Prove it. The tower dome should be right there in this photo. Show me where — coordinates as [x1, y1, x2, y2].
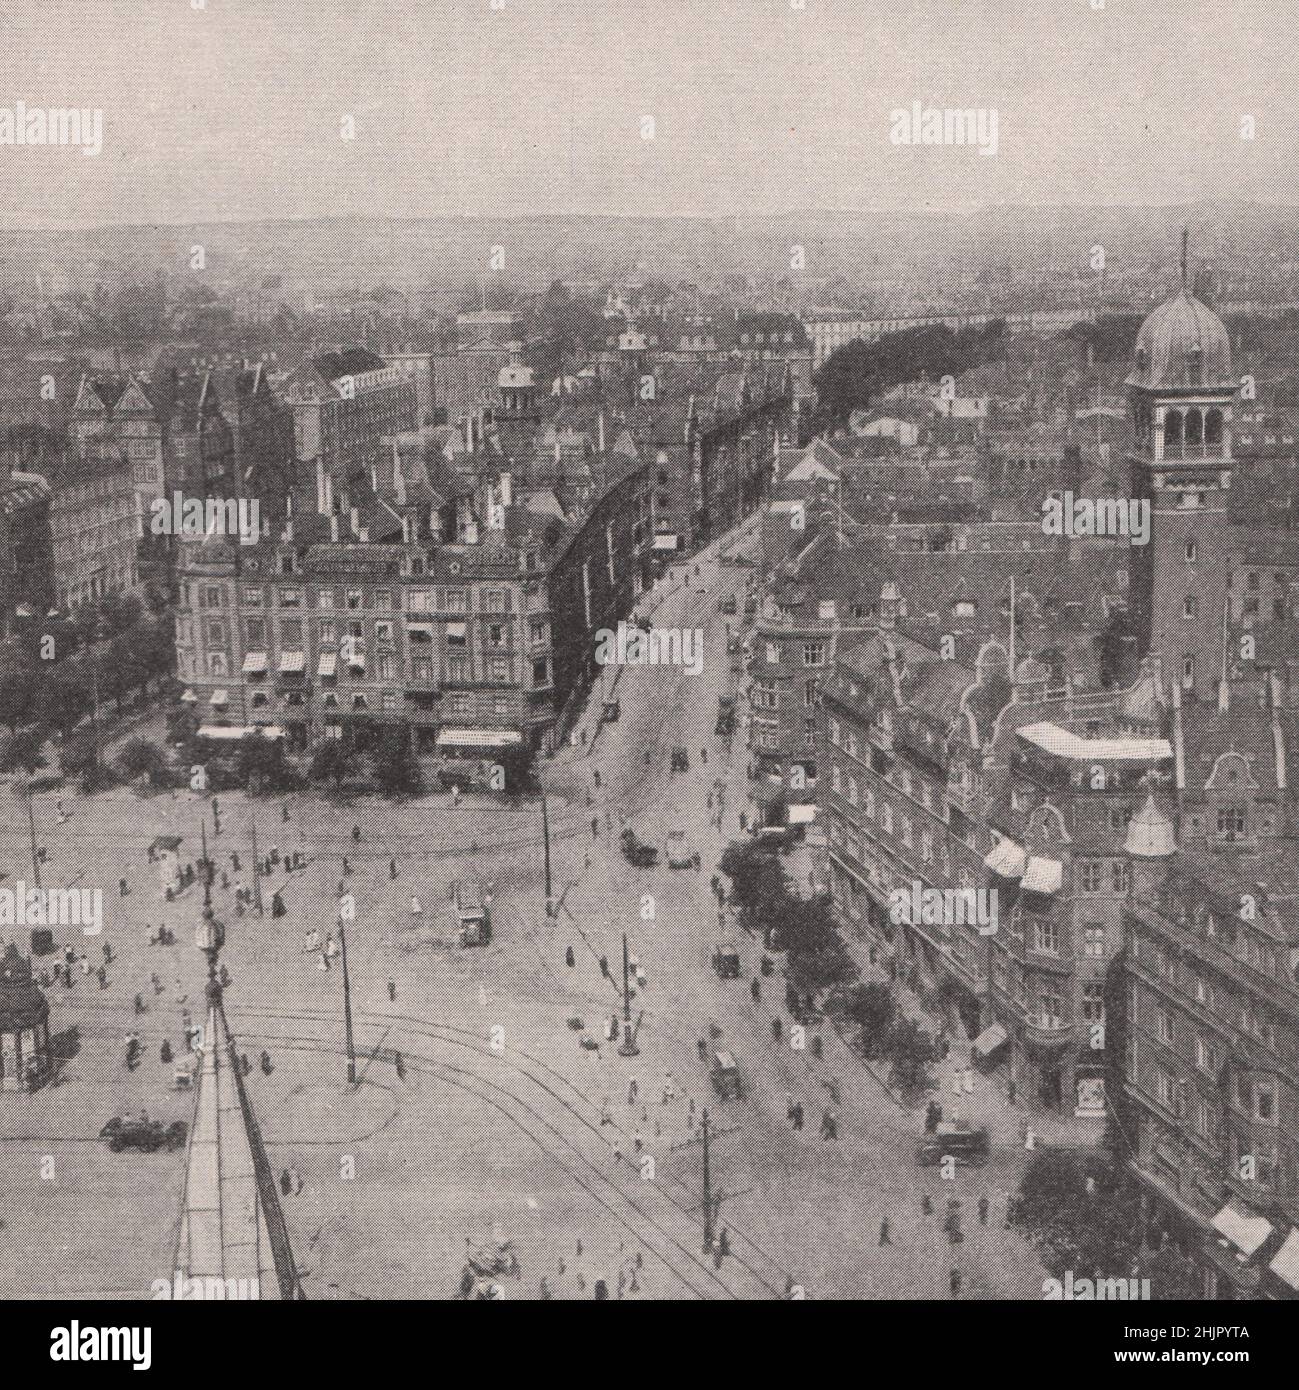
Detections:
[1125, 794, 1177, 859]
[1126, 288, 1233, 392]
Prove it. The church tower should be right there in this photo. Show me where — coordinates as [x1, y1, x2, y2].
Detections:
[1126, 234, 1237, 701]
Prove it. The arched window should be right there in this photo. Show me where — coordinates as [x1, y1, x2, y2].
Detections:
[1164, 410, 1184, 451]
[1205, 409, 1223, 448]
[1185, 410, 1203, 448]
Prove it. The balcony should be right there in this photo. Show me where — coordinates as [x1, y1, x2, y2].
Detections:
[1024, 1016, 1073, 1048]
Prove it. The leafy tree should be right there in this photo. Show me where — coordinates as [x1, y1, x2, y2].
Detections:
[1013, 1148, 1143, 1283]
[309, 738, 354, 792]
[370, 725, 422, 797]
[776, 896, 854, 995]
[42, 662, 91, 738]
[844, 981, 897, 1059]
[719, 840, 787, 919]
[886, 1017, 936, 1098]
[236, 729, 291, 795]
[493, 740, 538, 803]
[117, 736, 166, 786]
[0, 647, 36, 734]
[1, 728, 46, 776]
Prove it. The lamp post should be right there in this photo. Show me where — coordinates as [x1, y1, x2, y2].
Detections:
[617, 932, 639, 1057]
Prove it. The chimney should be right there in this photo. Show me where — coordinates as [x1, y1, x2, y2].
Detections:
[401, 514, 411, 544]
[324, 471, 334, 516]
[350, 505, 360, 537]
[1217, 678, 1230, 712]
[500, 472, 512, 506]
[315, 455, 326, 515]
[466, 415, 475, 454]
[598, 412, 605, 453]
[330, 513, 340, 543]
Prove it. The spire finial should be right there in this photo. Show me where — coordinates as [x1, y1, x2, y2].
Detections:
[1180, 228, 1189, 289]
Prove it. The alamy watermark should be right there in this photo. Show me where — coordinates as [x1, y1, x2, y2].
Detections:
[1041, 492, 1150, 546]
[151, 1271, 260, 1300]
[594, 622, 705, 676]
[150, 492, 261, 547]
[888, 882, 998, 936]
[0, 882, 102, 935]
[889, 102, 998, 156]
[0, 101, 102, 156]
[1042, 1272, 1151, 1301]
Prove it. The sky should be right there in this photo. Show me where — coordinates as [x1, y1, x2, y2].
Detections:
[0, 0, 1296, 228]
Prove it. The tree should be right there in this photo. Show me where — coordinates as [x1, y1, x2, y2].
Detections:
[1013, 1149, 1142, 1283]
[719, 840, 788, 919]
[0, 646, 36, 734]
[844, 981, 897, 1059]
[887, 1017, 936, 1099]
[777, 896, 854, 995]
[235, 729, 292, 795]
[44, 660, 91, 738]
[370, 725, 421, 797]
[493, 740, 539, 803]
[117, 736, 166, 786]
[1, 728, 46, 776]
[309, 738, 354, 792]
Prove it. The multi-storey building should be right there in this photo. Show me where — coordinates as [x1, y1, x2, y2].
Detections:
[0, 463, 52, 638]
[1121, 677, 1299, 1299]
[278, 348, 417, 492]
[44, 444, 139, 611]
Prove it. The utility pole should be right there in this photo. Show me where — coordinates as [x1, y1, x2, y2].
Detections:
[338, 900, 357, 1087]
[541, 792, 553, 915]
[701, 1107, 714, 1253]
[617, 931, 639, 1057]
[25, 781, 41, 889]
[250, 818, 263, 913]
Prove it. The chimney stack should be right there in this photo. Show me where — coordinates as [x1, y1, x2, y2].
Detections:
[330, 513, 339, 543]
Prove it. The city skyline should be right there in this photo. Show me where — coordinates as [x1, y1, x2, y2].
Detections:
[0, 0, 1296, 231]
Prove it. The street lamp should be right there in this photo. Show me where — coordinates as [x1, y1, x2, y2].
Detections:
[617, 932, 639, 1057]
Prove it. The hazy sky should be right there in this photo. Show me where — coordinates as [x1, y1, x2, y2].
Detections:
[0, 0, 1295, 227]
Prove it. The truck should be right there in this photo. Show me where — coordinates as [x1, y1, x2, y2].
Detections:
[451, 881, 492, 946]
[665, 828, 694, 869]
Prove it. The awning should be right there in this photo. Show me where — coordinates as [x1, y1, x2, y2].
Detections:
[437, 728, 522, 748]
[407, 622, 434, 642]
[787, 804, 817, 824]
[242, 651, 267, 674]
[180, 689, 198, 704]
[445, 621, 467, 642]
[1268, 1228, 1299, 1290]
[209, 689, 229, 706]
[1017, 721, 1172, 763]
[278, 651, 305, 674]
[197, 724, 284, 742]
[984, 838, 1027, 878]
[318, 652, 337, 677]
[1211, 1204, 1273, 1258]
[972, 1023, 1008, 1056]
[1022, 856, 1063, 895]
[653, 534, 680, 551]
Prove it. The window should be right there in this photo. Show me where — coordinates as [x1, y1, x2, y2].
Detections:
[206, 620, 226, 646]
[409, 589, 432, 612]
[766, 642, 782, 664]
[804, 678, 819, 707]
[1182, 655, 1194, 689]
[202, 585, 223, 609]
[246, 618, 266, 647]
[1083, 925, 1105, 958]
[804, 719, 817, 747]
[278, 587, 301, 609]
[346, 589, 362, 611]
[532, 657, 550, 685]
[489, 657, 509, 682]
[1111, 861, 1130, 894]
[446, 622, 468, 648]
[377, 654, 394, 681]
[530, 620, 547, 645]
[319, 619, 336, 644]
[445, 589, 468, 612]
[1033, 921, 1059, 955]
[1156, 1009, 1172, 1044]
[1196, 1036, 1221, 1075]
[243, 586, 263, 606]
[1183, 595, 1198, 619]
[846, 776, 858, 807]
[1216, 806, 1245, 836]
[828, 717, 840, 746]
[1196, 1100, 1214, 1141]
[484, 589, 506, 612]
[802, 643, 824, 667]
[1079, 860, 1103, 893]
[1108, 805, 1132, 831]
[488, 624, 506, 648]
[382, 692, 398, 712]
[318, 588, 335, 610]
[446, 656, 470, 684]
[375, 589, 391, 610]
[1254, 1080, 1276, 1123]
[1185, 541, 1197, 563]
[1156, 1070, 1175, 1111]
[879, 803, 893, 834]
[1038, 993, 1063, 1029]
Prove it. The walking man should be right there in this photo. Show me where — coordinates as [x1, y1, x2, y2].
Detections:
[878, 1219, 892, 1247]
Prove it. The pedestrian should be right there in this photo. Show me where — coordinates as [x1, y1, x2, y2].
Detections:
[451, 784, 460, 807]
[79, 953, 90, 976]
[260, 1050, 273, 1076]
[878, 1219, 892, 1247]
[351, 825, 361, 843]
[593, 768, 601, 788]
[950, 1269, 962, 1297]
[119, 877, 128, 897]
[792, 1102, 804, 1131]
[739, 811, 748, 832]
[772, 1017, 782, 1042]
[599, 955, 609, 979]
[750, 978, 760, 1002]
[978, 1196, 989, 1226]
[393, 1051, 406, 1080]
[231, 851, 241, 872]
[591, 816, 598, 839]
[411, 896, 422, 916]
[280, 1169, 292, 1197]
[952, 1067, 962, 1098]
[922, 1194, 933, 1215]
[1007, 1078, 1017, 1107]
[388, 979, 397, 1002]
[342, 856, 350, 876]
[700, 748, 707, 764]
[819, 1109, 837, 1141]
[697, 1038, 707, 1061]
[389, 859, 398, 880]
[565, 945, 575, 968]
[627, 1078, 638, 1106]
[96, 965, 107, 989]
[160, 1040, 173, 1064]
[282, 802, 290, 823]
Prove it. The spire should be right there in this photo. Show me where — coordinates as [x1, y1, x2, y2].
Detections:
[174, 866, 302, 1299]
[1180, 227, 1189, 290]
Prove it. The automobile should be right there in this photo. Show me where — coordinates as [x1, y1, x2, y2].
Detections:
[743, 597, 757, 618]
[620, 828, 658, 868]
[99, 1115, 188, 1154]
[711, 942, 741, 978]
[718, 594, 737, 615]
[709, 1050, 742, 1100]
[665, 828, 693, 869]
[753, 824, 794, 851]
[916, 1124, 990, 1168]
[600, 699, 621, 723]
[453, 884, 492, 947]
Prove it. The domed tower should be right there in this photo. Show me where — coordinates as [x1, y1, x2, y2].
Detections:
[1126, 232, 1236, 701]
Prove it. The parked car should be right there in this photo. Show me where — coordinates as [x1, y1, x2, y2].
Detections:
[665, 828, 693, 869]
[620, 828, 658, 868]
[718, 594, 737, 615]
[711, 942, 741, 978]
[916, 1124, 990, 1168]
[99, 1115, 188, 1154]
[600, 699, 621, 723]
[709, 1050, 742, 1099]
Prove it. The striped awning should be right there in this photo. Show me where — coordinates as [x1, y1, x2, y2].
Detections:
[436, 728, 521, 748]
[242, 651, 268, 674]
[210, 689, 229, 706]
[1022, 856, 1063, 896]
[1211, 1205, 1272, 1258]
[278, 651, 305, 674]
[317, 652, 337, 677]
[984, 838, 1027, 879]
